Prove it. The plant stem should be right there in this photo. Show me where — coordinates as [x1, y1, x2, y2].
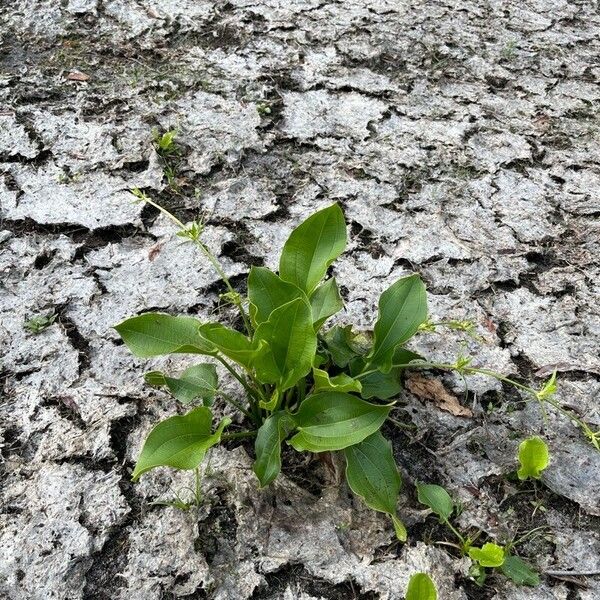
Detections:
[215, 355, 254, 394]
[356, 361, 456, 379]
[194, 467, 202, 506]
[218, 390, 255, 421]
[139, 194, 252, 334]
[221, 430, 257, 442]
[464, 367, 598, 447]
[357, 360, 598, 449]
[443, 518, 467, 552]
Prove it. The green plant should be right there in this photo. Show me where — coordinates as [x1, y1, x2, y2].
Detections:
[116, 202, 424, 539]
[24, 312, 57, 334]
[416, 482, 539, 586]
[152, 128, 178, 156]
[151, 129, 182, 191]
[405, 573, 437, 600]
[517, 437, 549, 481]
[115, 199, 598, 544]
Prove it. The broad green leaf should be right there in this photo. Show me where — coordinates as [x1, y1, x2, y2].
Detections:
[358, 368, 402, 400]
[144, 363, 218, 405]
[405, 573, 437, 600]
[288, 392, 392, 452]
[131, 407, 230, 481]
[322, 325, 363, 367]
[279, 203, 347, 294]
[368, 275, 428, 372]
[253, 412, 295, 487]
[313, 368, 362, 393]
[253, 298, 317, 391]
[517, 437, 549, 480]
[247, 266, 305, 326]
[115, 313, 215, 357]
[501, 555, 539, 586]
[416, 482, 454, 522]
[310, 278, 343, 330]
[468, 543, 505, 568]
[198, 323, 259, 369]
[344, 432, 405, 541]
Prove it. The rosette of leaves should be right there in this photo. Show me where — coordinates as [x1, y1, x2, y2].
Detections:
[115, 204, 428, 539]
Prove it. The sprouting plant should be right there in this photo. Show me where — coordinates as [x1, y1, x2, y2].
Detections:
[151, 129, 181, 191]
[416, 482, 539, 586]
[24, 312, 57, 334]
[152, 128, 178, 156]
[418, 317, 481, 341]
[115, 199, 598, 546]
[517, 437, 549, 481]
[256, 102, 272, 116]
[151, 467, 204, 511]
[405, 572, 437, 600]
[501, 40, 517, 61]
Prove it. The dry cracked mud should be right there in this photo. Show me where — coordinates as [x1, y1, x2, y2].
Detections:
[1, 1, 599, 599]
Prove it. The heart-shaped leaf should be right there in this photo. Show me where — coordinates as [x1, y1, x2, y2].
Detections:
[368, 275, 427, 372]
[344, 432, 405, 540]
[279, 203, 347, 295]
[131, 407, 230, 481]
[115, 313, 215, 357]
[517, 436, 549, 480]
[468, 543, 505, 568]
[289, 392, 392, 452]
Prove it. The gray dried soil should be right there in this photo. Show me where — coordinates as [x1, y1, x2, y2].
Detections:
[1, 1, 599, 599]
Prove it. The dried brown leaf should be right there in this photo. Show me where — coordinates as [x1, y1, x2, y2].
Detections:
[148, 242, 164, 262]
[406, 374, 473, 417]
[66, 71, 90, 82]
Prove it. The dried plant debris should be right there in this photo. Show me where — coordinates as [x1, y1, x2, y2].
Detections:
[1, 0, 600, 599]
[406, 374, 473, 418]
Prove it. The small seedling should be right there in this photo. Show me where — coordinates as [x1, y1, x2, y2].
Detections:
[151, 467, 205, 511]
[151, 129, 182, 191]
[152, 128, 178, 156]
[256, 102, 272, 116]
[405, 572, 437, 600]
[24, 312, 56, 334]
[469, 542, 505, 567]
[417, 482, 539, 586]
[517, 437, 549, 480]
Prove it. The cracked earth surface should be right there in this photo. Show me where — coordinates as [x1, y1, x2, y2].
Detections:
[1, 1, 599, 599]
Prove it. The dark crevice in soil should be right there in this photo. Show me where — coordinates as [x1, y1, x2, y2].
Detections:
[195, 486, 239, 566]
[82, 413, 143, 600]
[56, 307, 92, 374]
[250, 564, 380, 600]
